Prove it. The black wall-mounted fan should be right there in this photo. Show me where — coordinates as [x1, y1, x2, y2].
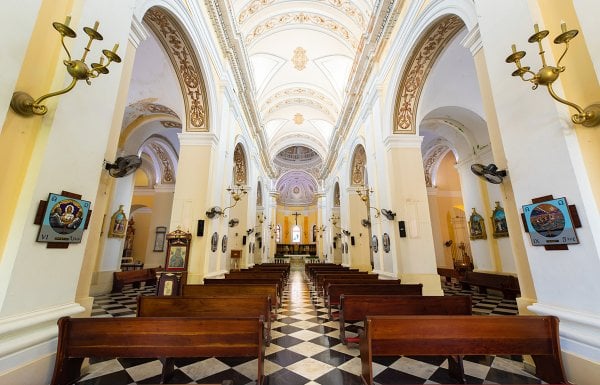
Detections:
[105, 155, 142, 178]
[228, 218, 239, 227]
[206, 206, 223, 218]
[361, 219, 371, 227]
[471, 163, 507, 184]
[381, 209, 396, 220]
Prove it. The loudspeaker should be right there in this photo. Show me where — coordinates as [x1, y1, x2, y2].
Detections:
[350, 236, 355, 246]
[197, 220, 205, 236]
[242, 235, 247, 245]
[398, 220, 406, 237]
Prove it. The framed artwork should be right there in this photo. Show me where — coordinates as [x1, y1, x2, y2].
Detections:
[222, 235, 228, 253]
[153, 226, 167, 252]
[522, 197, 579, 246]
[371, 235, 378, 252]
[382, 233, 390, 253]
[469, 208, 487, 240]
[211, 232, 218, 252]
[491, 202, 509, 238]
[108, 205, 128, 238]
[37, 192, 91, 243]
[164, 229, 191, 271]
[344, 242, 348, 253]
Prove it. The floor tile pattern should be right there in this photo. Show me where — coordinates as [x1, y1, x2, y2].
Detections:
[80, 268, 539, 384]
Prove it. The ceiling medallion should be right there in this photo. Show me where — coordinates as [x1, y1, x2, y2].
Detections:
[292, 47, 308, 71]
[294, 113, 304, 125]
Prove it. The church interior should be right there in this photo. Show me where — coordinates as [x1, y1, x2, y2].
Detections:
[1, 0, 600, 384]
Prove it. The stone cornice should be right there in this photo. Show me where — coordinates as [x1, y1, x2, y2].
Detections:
[129, 14, 149, 48]
[460, 24, 482, 56]
[178, 132, 219, 148]
[383, 135, 423, 150]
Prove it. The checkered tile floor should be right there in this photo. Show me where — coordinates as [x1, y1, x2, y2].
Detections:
[83, 268, 540, 385]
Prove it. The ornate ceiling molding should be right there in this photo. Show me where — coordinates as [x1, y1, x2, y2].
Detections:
[264, 87, 335, 107]
[267, 98, 335, 118]
[238, 0, 367, 29]
[245, 12, 358, 48]
[149, 142, 176, 184]
[144, 7, 209, 132]
[423, 144, 450, 187]
[393, 15, 464, 134]
[292, 47, 308, 70]
[350, 144, 366, 186]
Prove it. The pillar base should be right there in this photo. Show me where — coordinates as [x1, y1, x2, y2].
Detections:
[399, 273, 444, 296]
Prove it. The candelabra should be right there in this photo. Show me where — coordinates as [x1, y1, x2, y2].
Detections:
[505, 22, 600, 127]
[206, 184, 248, 218]
[11, 16, 122, 117]
[356, 184, 380, 218]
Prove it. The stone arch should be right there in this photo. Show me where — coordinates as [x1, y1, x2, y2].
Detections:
[142, 6, 210, 132]
[349, 144, 367, 186]
[392, 15, 465, 134]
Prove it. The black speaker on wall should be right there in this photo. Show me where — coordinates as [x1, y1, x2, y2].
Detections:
[350, 236, 355, 246]
[398, 220, 406, 238]
[242, 235, 247, 245]
[197, 220, 205, 236]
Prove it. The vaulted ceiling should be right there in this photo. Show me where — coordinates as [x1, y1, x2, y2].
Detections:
[207, 0, 399, 181]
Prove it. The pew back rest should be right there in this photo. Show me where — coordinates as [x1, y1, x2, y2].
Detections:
[181, 284, 279, 307]
[52, 316, 264, 385]
[360, 315, 566, 384]
[340, 295, 471, 321]
[328, 284, 423, 306]
[137, 296, 271, 318]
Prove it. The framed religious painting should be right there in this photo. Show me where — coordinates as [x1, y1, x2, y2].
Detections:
[469, 208, 487, 240]
[211, 232, 218, 252]
[382, 233, 391, 253]
[37, 192, 91, 244]
[153, 226, 167, 252]
[222, 235, 228, 253]
[164, 228, 191, 271]
[108, 205, 128, 238]
[491, 202, 509, 238]
[522, 196, 579, 247]
[371, 235, 378, 252]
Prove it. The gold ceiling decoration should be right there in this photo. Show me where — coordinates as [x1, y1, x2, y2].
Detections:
[350, 144, 366, 186]
[393, 15, 463, 134]
[294, 113, 305, 124]
[238, 0, 275, 24]
[150, 142, 175, 183]
[268, 98, 334, 118]
[265, 87, 333, 106]
[245, 13, 357, 48]
[292, 47, 308, 71]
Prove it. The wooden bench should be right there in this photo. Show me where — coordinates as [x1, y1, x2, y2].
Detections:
[318, 275, 389, 297]
[437, 267, 462, 283]
[182, 283, 280, 308]
[359, 315, 568, 385]
[137, 295, 273, 345]
[338, 295, 471, 344]
[459, 271, 520, 299]
[112, 268, 156, 293]
[51, 316, 265, 385]
[203, 278, 283, 299]
[225, 271, 286, 284]
[327, 283, 423, 319]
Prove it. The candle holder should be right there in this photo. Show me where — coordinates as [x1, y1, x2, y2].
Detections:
[505, 22, 599, 127]
[10, 16, 121, 117]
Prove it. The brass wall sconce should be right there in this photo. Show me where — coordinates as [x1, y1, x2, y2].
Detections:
[10, 16, 121, 117]
[257, 213, 265, 224]
[205, 184, 248, 218]
[329, 214, 340, 227]
[356, 185, 380, 218]
[506, 22, 600, 127]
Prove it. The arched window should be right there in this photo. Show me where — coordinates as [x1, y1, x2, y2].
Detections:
[292, 225, 301, 243]
[276, 225, 281, 243]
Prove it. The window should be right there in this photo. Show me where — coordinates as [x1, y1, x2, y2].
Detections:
[292, 225, 301, 243]
[276, 224, 281, 243]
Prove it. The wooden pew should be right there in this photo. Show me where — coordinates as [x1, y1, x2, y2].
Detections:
[182, 283, 280, 308]
[460, 271, 520, 299]
[51, 316, 265, 385]
[327, 284, 423, 319]
[359, 315, 568, 385]
[338, 295, 471, 344]
[313, 271, 366, 291]
[137, 295, 273, 345]
[112, 268, 156, 293]
[437, 267, 462, 283]
[203, 278, 283, 299]
[318, 275, 386, 297]
[225, 271, 286, 284]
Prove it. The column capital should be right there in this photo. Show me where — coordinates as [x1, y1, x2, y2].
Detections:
[129, 15, 149, 49]
[460, 25, 482, 56]
[384, 135, 423, 151]
[178, 132, 219, 147]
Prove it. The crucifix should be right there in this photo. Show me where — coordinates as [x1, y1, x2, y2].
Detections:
[291, 211, 301, 225]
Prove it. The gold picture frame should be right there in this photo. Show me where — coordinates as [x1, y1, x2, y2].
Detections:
[164, 228, 192, 271]
[108, 205, 127, 238]
[469, 208, 487, 240]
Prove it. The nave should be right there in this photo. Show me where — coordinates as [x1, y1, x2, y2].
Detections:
[82, 266, 540, 385]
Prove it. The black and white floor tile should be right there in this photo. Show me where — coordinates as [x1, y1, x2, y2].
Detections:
[81, 268, 539, 385]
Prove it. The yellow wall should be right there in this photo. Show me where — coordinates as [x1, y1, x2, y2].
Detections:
[275, 204, 318, 244]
